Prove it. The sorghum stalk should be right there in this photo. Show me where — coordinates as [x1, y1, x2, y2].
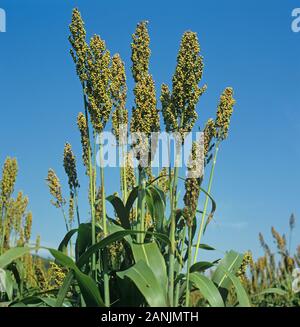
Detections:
[185, 225, 193, 306]
[193, 140, 219, 263]
[194, 87, 235, 263]
[161, 31, 205, 306]
[99, 139, 110, 306]
[174, 224, 186, 306]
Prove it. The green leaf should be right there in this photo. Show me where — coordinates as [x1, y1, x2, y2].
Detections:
[190, 261, 215, 273]
[55, 271, 74, 307]
[48, 248, 105, 307]
[254, 288, 287, 297]
[58, 228, 78, 254]
[131, 242, 168, 292]
[199, 187, 216, 234]
[0, 247, 33, 269]
[212, 250, 244, 290]
[125, 187, 138, 213]
[219, 269, 251, 307]
[107, 195, 131, 230]
[75, 224, 92, 260]
[189, 272, 224, 307]
[117, 260, 168, 307]
[146, 185, 166, 232]
[195, 244, 215, 251]
[77, 230, 170, 269]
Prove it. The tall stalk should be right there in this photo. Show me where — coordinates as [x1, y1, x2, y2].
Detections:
[99, 140, 110, 306]
[168, 147, 181, 306]
[185, 225, 192, 306]
[193, 140, 220, 263]
[82, 86, 97, 276]
[137, 168, 146, 243]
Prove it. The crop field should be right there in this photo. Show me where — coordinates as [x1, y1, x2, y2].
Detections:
[0, 4, 299, 310]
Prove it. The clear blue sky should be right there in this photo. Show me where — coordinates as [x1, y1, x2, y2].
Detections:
[0, 0, 299, 260]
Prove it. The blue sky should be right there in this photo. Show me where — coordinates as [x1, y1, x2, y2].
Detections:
[0, 0, 299, 260]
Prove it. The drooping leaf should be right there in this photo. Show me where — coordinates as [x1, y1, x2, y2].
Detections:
[75, 224, 92, 260]
[212, 250, 244, 291]
[48, 248, 105, 307]
[0, 247, 33, 269]
[58, 228, 78, 254]
[189, 272, 224, 307]
[131, 242, 168, 292]
[77, 230, 170, 269]
[107, 195, 131, 230]
[55, 271, 74, 307]
[218, 268, 251, 307]
[190, 261, 215, 273]
[254, 288, 287, 297]
[117, 260, 168, 307]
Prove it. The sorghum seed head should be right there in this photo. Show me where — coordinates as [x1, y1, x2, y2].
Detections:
[86, 34, 112, 133]
[69, 8, 89, 83]
[131, 21, 150, 82]
[170, 31, 206, 135]
[203, 119, 216, 157]
[24, 212, 32, 242]
[63, 143, 79, 193]
[124, 152, 136, 192]
[46, 169, 65, 208]
[271, 226, 286, 252]
[111, 54, 128, 143]
[0, 157, 18, 205]
[215, 87, 235, 140]
[77, 112, 90, 173]
[68, 195, 74, 226]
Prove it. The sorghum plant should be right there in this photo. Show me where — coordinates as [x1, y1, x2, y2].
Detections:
[1, 8, 260, 308]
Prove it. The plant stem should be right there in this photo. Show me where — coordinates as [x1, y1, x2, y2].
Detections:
[168, 156, 180, 306]
[99, 140, 110, 307]
[174, 224, 186, 306]
[137, 168, 146, 243]
[193, 140, 220, 264]
[74, 188, 81, 227]
[81, 84, 97, 277]
[185, 225, 192, 307]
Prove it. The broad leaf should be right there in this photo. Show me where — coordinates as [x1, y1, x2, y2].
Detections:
[212, 250, 244, 290]
[131, 242, 168, 292]
[0, 247, 33, 269]
[189, 272, 224, 307]
[117, 260, 168, 307]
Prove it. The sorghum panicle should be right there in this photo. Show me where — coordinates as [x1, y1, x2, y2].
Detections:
[46, 169, 65, 208]
[131, 21, 150, 83]
[77, 112, 90, 173]
[24, 212, 32, 243]
[69, 8, 88, 83]
[63, 143, 79, 193]
[215, 87, 235, 140]
[0, 157, 18, 205]
[86, 34, 112, 133]
[111, 54, 128, 143]
[162, 31, 206, 135]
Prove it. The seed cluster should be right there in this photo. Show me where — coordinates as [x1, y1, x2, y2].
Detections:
[0, 157, 18, 205]
[161, 32, 206, 136]
[46, 169, 65, 208]
[77, 112, 90, 173]
[215, 87, 235, 140]
[111, 54, 128, 143]
[63, 143, 79, 194]
[183, 140, 204, 226]
[69, 8, 88, 83]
